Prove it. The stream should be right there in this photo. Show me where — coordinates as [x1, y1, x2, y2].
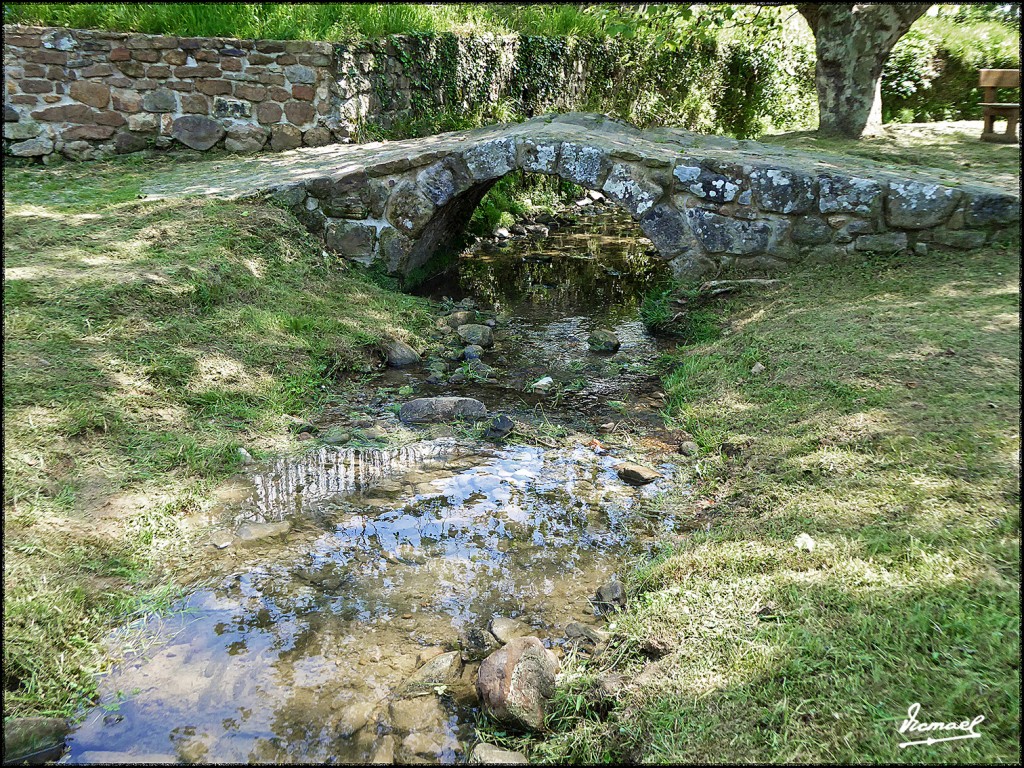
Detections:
[59, 206, 690, 764]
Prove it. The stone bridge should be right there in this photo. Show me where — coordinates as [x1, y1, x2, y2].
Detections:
[142, 112, 1020, 278]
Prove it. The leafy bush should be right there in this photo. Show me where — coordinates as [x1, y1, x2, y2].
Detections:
[882, 16, 1020, 122]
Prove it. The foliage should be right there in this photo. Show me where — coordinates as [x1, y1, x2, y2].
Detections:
[882, 14, 1021, 122]
[467, 172, 582, 237]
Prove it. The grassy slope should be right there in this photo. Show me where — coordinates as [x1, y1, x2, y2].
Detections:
[2, 2, 608, 39]
[2, 155, 432, 717]
[516, 245, 1020, 763]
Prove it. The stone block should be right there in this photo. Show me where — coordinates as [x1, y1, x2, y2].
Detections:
[965, 191, 1020, 227]
[854, 232, 908, 253]
[224, 123, 269, 153]
[385, 181, 435, 236]
[64, 124, 116, 141]
[212, 97, 252, 118]
[518, 139, 559, 174]
[749, 166, 817, 214]
[31, 104, 95, 122]
[639, 203, 696, 258]
[257, 101, 283, 124]
[885, 181, 961, 229]
[4, 120, 42, 140]
[128, 112, 158, 132]
[69, 80, 110, 108]
[141, 88, 177, 112]
[19, 80, 54, 94]
[462, 136, 517, 181]
[928, 229, 987, 249]
[195, 80, 232, 97]
[284, 64, 316, 84]
[111, 89, 143, 112]
[10, 135, 54, 156]
[819, 175, 883, 215]
[673, 161, 742, 203]
[302, 126, 331, 146]
[269, 123, 302, 150]
[791, 215, 832, 245]
[233, 84, 267, 102]
[180, 93, 209, 114]
[284, 100, 315, 125]
[170, 114, 225, 150]
[115, 130, 150, 153]
[416, 158, 470, 206]
[556, 142, 609, 188]
[602, 163, 662, 217]
[686, 208, 772, 255]
[324, 220, 377, 258]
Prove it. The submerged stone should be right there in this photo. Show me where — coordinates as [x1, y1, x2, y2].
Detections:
[236, 520, 290, 545]
[398, 397, 487, 424]
[588, 329, 621, 353]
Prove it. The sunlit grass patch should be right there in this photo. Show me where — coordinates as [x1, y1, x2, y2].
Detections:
[526, 246, 1020, 764]
[3, 156, 433, 717]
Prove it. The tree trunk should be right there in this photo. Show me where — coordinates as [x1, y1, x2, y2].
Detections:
[797, 4, 931, 138]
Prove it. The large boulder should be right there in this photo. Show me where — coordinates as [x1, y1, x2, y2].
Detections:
[476, 636, 560, 731]
[170, 115, 225, 150]
[399, 397, 487, 424]
[457, 324, 494, 348]
[382, 338, 421, 367]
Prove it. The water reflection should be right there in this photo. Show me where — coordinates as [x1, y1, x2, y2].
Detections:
[62, 209, 683, 764]
[63, 443, 681, 764]
[419, 209, 668, 319]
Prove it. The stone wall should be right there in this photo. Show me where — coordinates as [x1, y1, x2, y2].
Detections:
[3, 25, 626, 160]
[3, 25, 338, 159]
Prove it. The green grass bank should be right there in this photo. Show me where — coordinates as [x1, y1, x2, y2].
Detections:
[2, 154, 434, 717]
[492, 246, 1021, 764]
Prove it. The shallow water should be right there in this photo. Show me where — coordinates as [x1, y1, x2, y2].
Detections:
[61, 207, 683, 764]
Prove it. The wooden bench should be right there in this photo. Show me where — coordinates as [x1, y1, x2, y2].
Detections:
[979, 68, 1020, 144]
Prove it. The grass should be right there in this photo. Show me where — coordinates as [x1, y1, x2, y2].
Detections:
[467, 173, 584, 237]
[510, 245, 1020, 763]
[3, 3, 608, 40]
[762, 121, 1021, 193]
[2, 153, 433, 717]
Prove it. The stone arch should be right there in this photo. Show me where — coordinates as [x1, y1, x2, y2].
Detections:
[268, 113, 1018, 281]
[370, 133, 677, 278]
